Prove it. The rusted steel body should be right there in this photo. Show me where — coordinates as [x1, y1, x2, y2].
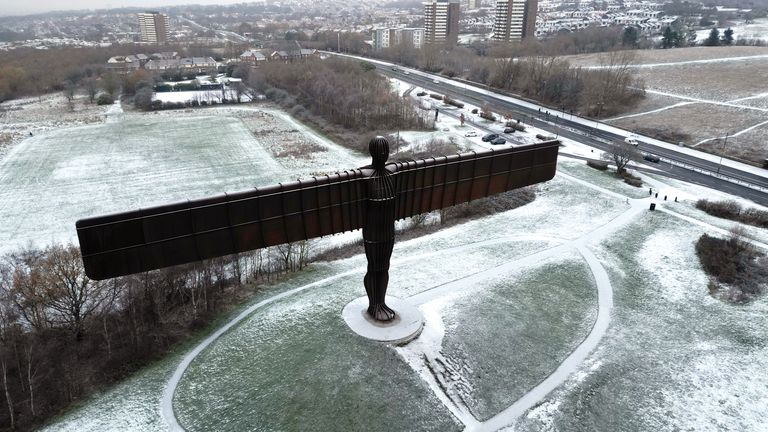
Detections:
[77, 138, 559, 319]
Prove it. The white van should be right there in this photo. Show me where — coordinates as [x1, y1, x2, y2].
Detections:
[624, 136, 639, 146]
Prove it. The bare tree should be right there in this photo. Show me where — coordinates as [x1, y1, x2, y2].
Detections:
[84, 78, 98, 104]
[40, 244, 111, 340]
[601, 141, 641, 174]
[63, 81, 76, 111]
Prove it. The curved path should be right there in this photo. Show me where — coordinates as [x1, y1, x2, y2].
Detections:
[160, 173, 652, 431]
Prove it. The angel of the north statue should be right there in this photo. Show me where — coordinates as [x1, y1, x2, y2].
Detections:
[76, 137, 559, 321]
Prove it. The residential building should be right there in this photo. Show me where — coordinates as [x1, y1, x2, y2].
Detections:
[239, 49, 268, 65]
[423, 0, 460, 45]
[372, 27, 425, 50]
[270, 49, 319, 62]
[401, 28, 425, 49]
[491, 0, 537, 42]
[138, 12, 170, 43]
[145, 57, 217, 73]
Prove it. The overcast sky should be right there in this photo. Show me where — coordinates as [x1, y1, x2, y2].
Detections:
[1, 1, 252, 17]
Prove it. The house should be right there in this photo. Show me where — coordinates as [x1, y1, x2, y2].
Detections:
[239, 49, 268, 66]
[270, 49, 318, 62]
[105, 56, 141, 74]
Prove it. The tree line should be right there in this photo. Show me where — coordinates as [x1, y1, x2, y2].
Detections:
[0, 240, 311, 431]
[245, 57, 433, 152]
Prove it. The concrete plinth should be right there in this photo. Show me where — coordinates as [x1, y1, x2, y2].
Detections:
[342, 297, 424, 345]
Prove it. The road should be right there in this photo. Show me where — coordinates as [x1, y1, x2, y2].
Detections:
[179, 17, 249, 43]
[326, 53, 768, 206]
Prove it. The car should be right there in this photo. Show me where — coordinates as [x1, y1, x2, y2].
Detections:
[403, 71, 410, 75]
[465, 130, 478, 137]
[491, 137, 507, 145]
[391, 67, 398, 71]
[624, 136, 639, 146]
[643, 153, 661, 163]
[503, 127, 515, 134]
[433, 79, 439, 84]
[481, 133, 499, 142]
[442, 127, 450, 131]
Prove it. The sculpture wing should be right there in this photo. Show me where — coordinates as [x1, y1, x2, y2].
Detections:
[391, 140, 559, 220]
[76, 170, 366, 280]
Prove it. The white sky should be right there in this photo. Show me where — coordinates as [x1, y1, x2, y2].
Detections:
[1, 1, 255, 17]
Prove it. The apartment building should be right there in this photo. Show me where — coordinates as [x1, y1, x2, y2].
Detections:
[423, 0, 460, 45]
[491, 0, 537, 42]
[138, 12, 170, 43]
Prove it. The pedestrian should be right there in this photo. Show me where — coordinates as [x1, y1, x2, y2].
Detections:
[655, 193, 658, 198]
[674, 197, 678, 202]
[664, 195, 667, 201]
[648, 188, 652, 195]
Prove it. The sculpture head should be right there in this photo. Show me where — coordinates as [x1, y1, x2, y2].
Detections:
[368, 136, 390, 168]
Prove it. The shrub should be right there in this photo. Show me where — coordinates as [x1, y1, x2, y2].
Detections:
[479, 111, 496, 121]
[586, 160, 609, 170]
[429, 93, 443, 100]
[512, 123, 526, 132]
[151, 100, 163, 110]
[96, 94, 114, 105]
[623, 177, 643, 187]
[696, 199, 768, 228]
[471, 108, 478, 114]
[695, 229, 767, 302]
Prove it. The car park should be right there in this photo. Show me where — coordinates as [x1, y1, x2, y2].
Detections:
[481, 133, 499, 142]
[465, 131, 478, 137]
[491, 137, 507, 145]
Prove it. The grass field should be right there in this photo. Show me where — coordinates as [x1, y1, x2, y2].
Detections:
[0, 107, 366, 255]
[564, 46, 768, 165]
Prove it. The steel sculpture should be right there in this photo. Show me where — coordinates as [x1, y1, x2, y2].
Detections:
[76, 137, 559, 321]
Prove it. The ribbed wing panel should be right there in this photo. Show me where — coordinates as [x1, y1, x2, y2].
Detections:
[392, 140, 559, 220]
[76, 171, 366, 280]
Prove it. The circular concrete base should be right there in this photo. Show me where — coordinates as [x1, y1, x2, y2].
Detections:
[342, 297, 424, 345]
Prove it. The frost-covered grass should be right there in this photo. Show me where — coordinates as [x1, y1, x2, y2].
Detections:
[173, 271, 462, 432]
[0, 108, 365, 255]
[438, 253, 597, 421]
[515, 212, 768, 431]
[557, 158, 650, 199]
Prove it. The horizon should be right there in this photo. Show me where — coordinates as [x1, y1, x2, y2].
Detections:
[0, 0, 262, 17]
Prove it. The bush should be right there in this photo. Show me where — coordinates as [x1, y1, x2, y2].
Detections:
[695, 230, 768, 302]
[471, 108, 478, 114]
[696, 199, 768, 228]
[479, 111, 496, 121]
[443, 96, 464, 108]
[587, 160, 609, 170]
[96, 93, 114, 105]
[151, 100, 163, 110]
[623, 177, 643, 187]
[429, 93, 443, 100]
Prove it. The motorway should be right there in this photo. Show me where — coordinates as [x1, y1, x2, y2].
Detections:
[354, 60, 768, 206]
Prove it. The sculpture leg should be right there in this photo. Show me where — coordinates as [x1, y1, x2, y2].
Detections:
[363, 240, 395, 321]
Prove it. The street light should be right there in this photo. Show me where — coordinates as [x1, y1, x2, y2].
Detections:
[716, 132, 729, 175]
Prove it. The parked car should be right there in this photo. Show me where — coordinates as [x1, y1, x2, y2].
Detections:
[481, 133, 499, 142]
[643, 153, 661, 163]
[491, 137, 507, 145]
[465, 131, 478, 137]
[503, 127, 515, 134]
[625, 136, 639, 146]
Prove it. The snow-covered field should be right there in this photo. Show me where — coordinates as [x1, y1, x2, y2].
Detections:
[0, 106, 365, 255]
[40, 149, 768, 431]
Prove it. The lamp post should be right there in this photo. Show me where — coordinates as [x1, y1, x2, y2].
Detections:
[716, 133, 729, 175]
